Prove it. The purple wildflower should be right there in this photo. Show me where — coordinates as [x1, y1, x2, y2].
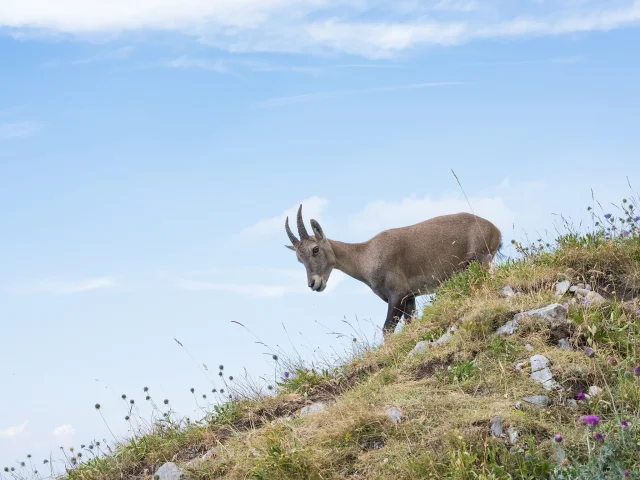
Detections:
[612, 226, 617, 231]
[580, 415, 600, 426]
[594, 433, 605, 442]
[622, 230, 631, 237]
[584, 347, 595, 357]
[624, 470, 630, 478]
[583, 298, 593, 306]
[283, 371, 290, 379]
[562, 302, 569, 310]
[554, 434, 563, 443]
[634, 366, 640, 377]
[621, 419, 629, 428]
[635, 310, 640, 317]
[608, 356, 618, 365]
[486, 253, 493, 260]
[577, 392, 587, 401]
[605, 213, 612, 220]
[634, 216, 640, 223]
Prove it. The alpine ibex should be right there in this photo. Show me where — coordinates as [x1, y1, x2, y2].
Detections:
[285, 205, 502, 336]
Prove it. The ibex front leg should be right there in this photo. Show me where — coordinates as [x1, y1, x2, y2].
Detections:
[382, 294, 407, 337]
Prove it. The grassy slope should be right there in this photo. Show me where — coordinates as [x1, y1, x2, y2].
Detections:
[13, 216, 640, 480]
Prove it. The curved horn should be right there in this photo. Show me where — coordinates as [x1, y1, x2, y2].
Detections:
[285, 216, 299, 246]
[297, 205, 310, 240]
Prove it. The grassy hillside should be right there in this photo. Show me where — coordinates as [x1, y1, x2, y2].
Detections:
[6, 198, 640, 480]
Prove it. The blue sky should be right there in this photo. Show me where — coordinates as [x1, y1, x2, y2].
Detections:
[1, 0, 640, 473]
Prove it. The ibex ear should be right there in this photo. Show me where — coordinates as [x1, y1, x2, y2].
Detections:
[310, 219, 325, 240]
[285, 245, 296, 251]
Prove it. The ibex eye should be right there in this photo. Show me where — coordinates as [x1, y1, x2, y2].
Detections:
[312, 246, 320, 255]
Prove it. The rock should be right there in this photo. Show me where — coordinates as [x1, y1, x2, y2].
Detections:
[406, 340, 431, 358]
[558, 338, 570, 350]
[566, 399, 578, 408]
[585, 284, 592, 292]
[153, 462, 183, 480]
[525, 344, 534, 352]
[515, 362, 527, 372]
[508, 427, 519, 445]
[577, 283, 585, 289]
[500, 286, 516, 298]
[433, 325, 457, 346]
[514, 401, 522, 410]
[497, 304, 568, 335]
[490, 416, 503, 437]
[530, 354, 561, 390]
[589, 386, 603, 397]
[187, 448, 217, 468]
[523, 395, 550, 406]
[270, 416, 292, 426]
[300, 402, 325, 416]
[385, 406, 403, 424]
[555, 280, 571, 297]
[569, 286, 578, 293]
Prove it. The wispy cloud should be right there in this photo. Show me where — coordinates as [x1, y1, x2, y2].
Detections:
[0, 421, 28, 438]
[258, 81, 465, 108]
[1, 1, 639, 58]
[0, 121, 42, 139]
[72, 45, 135, 64]
[52, 424, 76, 437]
[14, 277, 118, 294]
[243, 197, 328, 236]
[178, 270, 345, 298]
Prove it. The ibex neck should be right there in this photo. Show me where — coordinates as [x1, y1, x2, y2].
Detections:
[329, 239, 369, 284]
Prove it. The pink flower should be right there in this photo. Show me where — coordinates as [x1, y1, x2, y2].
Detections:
[580, 415, 600, 426]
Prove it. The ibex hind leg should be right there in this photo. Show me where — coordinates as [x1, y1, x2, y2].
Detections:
[403, 295, 416, 324]
[382, 295, 406, 337]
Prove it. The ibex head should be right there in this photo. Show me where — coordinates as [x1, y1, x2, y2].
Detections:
[285, 205, 336, 292]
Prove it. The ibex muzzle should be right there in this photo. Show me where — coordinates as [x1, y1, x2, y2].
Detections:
[285, 204, 502, 337]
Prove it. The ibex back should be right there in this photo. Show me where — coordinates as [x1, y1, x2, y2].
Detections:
[285, 205, 502, 337]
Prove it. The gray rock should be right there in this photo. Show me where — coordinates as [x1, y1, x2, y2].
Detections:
[589, 386, 603, 397]
[530, 354, 561, 391]
[433, 325, 456, 346]
[558, 338, 570, 350]
[514, 401, 522, 410]
[577, 283, 585, 289]
[300, 402, 325, 416]
[497, 304, 568, 335]
[523, 395, 550, 406]
[585, 284, 592, 292]
[490, 416, 503, 437]
[515, 362, 527, 372]
[525, 344, 534, 351]
[406, 340, 431, 358]
[555, 280, 571, 297]
[508, 427, 519, 445]
[575, 290, 605, 304]
[566, 399, 578, 408]
[153, 462, 183, 480]
[187, 448, 217, 468]
[385, 406, 403, 424]
[500, 286, 516, 298]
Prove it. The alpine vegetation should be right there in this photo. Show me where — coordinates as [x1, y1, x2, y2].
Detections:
[285, 205, 502, 336]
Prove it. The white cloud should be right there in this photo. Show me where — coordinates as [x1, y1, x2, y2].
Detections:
[243, 197, 328, 236]
[15, 277, 118, 294]
[0, 420, 28, 438]
[0, 121, 42, 139]
[258, 81, 465, 108]
[52, 424, 76, 437]
[1, 1, 640, 58]
[349, 193, 517, 240]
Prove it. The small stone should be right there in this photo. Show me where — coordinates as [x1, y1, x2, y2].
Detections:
[496, 319, 519, 335]
[515, 362, 528, 372]
[514, 401, 522, 410]
[490, 416, 503, 437]
[406, 340, 431, 358]
[508, 427, 519, 445]
[530, 354, 550, 371]
[555, 280, 571, 297]
[299, 402, 325, 416]
[569, 286, 578, 293]
[497, 304, 568, 336]
[566, 399, 578, 408]
[577, 283, 585, 289]
[530, 354, 561, 390]
[153, 462, 184, 480]
[588, 386, 603, 397]
[385, 406, 403, 424]
[500, 286, 516, 298]
[523, 395, 550, 406]
[558, 338, 570, 350]
[187, 448, 217, 468]
[433, 325, 456, 346]
[585, 284, 592, 291]
[525, 344, 534, 351]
